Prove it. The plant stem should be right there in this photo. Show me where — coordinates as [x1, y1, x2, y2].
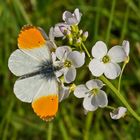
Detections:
[118, 56, 129, 91]
[100, 75, 140, 122]
[106, 106, 115, 110]
[47, 122, 53, 140]
[118, 62, 127, 92]
[81, 42, 92, 60]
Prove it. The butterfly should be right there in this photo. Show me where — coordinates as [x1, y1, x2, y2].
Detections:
[8, 25, 61, 121]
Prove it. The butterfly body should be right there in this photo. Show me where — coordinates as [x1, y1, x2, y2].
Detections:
[39, 61, 56, 78]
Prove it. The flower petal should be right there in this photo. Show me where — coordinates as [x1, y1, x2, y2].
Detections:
[92, 41, 107, 59]
[51, 52, 56, 62]
[55, 69, 63, 78]
[95, 90, 108, 107]
[94, 79, 105, 89]
[53, 25, 64, 37]
[52, 23, 70, 38]
[73, 8, 82, 24]
[122, 40, 130, 56]
[62, 9, 82, 25]
[59, 85, 70, 102]
[89, 59, 105, 77]
[110, 107, 127, 120]
[63, 11, 76, 25]
[104, 63, 121, 79]
[86, 80, 98, 90]
[53, 60, 64, 78]
[74, 85, 89, 98]
[64, 67, 76, 83]
[49, 27, 55, 41]
[67, 51, 85, 68]
[108, 45, 126, 63]
[63, 11, 72, 21]
[83, 95, 98, 111]
[56, 46, 71, 60]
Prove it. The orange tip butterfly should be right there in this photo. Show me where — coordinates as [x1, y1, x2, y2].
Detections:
[8, 25, 60, 121]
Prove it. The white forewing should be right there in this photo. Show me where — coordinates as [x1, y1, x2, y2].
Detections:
[8, 49, 40, 76]
[20, 45, 51, 63]
[14, 75, 44, 103]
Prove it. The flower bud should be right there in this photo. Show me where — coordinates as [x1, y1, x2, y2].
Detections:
[66, 30, 73, 45]
[82, 31, 88, 41]
[110, 107, 127, 120]
[79, 29, 83, 35]
[71, 25, 79, 33]
[68, 38, 73, 45]
[75, 37, 82, 46]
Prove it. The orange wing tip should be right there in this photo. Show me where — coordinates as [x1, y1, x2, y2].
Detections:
[18, 25, 46, 49]
[32, 95, 58, 121]
[42, 116, 55, 122]
[21, 24, 34, 31]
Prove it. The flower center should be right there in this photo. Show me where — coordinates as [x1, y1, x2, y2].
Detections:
[64, 60, 72, 67]
[102, 55, 110, 64]
[91, 88, 99, 95]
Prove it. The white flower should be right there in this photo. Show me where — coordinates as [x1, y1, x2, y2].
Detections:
[49, 23, 70, 39]
[62, 8, 82, 25]
[74, 79, 108, 111]
[110, 107, 127, 120]
[55, 46, 85, 83]
[122, 40, 130, 56]
[89, 41, 127, 79]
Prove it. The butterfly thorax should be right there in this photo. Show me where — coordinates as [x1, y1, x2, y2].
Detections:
[39, 61, 56, 78]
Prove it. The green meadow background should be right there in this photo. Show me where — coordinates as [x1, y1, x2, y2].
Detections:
[0, 0, 140, 139]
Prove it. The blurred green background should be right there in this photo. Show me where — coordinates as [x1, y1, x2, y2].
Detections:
[0, 0, 140, 139]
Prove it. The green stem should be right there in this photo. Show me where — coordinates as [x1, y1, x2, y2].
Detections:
[81, 42, 92, 60]
[106, 105, 115, 110]
[118, 62, 127, 92]
[100, 75, 140, 122]
[47, 122, 53, 140]
[84, 112, 93, 140]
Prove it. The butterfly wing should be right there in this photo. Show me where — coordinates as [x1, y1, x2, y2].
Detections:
[32, 78, 58, 121]
[18, 25, 51, 62]
[8, 25, 52, 76]
[8, 49, 40, 76]
[14, 75, 58, 120]
[14, 74, 44, 103]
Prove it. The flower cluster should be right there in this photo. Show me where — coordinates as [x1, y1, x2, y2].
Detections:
[48, 8, 130, 120]
[50, 8, 88, 47]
